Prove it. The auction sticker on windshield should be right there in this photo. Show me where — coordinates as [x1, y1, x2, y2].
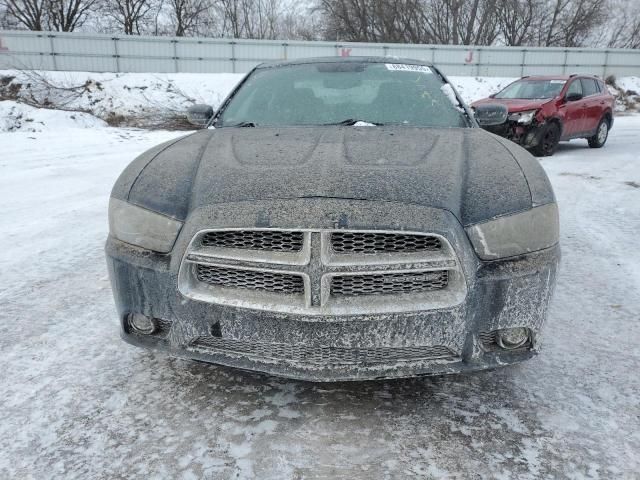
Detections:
[385, 64, 432, 74]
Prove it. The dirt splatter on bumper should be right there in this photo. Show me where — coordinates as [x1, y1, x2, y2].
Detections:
[105, 199, 559, 381]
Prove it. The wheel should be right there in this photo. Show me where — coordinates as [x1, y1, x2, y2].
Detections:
[531, 122, 560, 157]
[588, 117, 609, 148]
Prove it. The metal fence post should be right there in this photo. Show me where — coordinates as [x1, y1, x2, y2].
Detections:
[48, 34, 57, 70]
[112, 37, 120, 72]
[521, 49, 526, 76]
[562, 49, 569, 74]
[603, 49, 610, 78]
[172, 39, 179, 73]
[283, 42, 288, 60]
[231, 40, 236, 73]
[476, 48, 481, 76]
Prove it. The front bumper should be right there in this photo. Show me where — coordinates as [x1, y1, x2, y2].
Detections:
[483, 121, 545, 149]
[106, 199, 559, 382]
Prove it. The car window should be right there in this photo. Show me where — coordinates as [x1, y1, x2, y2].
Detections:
[580, 78, 598, 97]
[597, 79, 607, 93]
[494, 79, 566, 99]
[218, 62, 469, 128]
[566, 80, 583, 98]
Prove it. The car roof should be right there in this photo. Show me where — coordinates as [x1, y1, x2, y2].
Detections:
[520, 74, 600, 81]
[255, 56, 435, 69]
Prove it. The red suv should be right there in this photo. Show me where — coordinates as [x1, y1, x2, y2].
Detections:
[472, 75, 615, 156]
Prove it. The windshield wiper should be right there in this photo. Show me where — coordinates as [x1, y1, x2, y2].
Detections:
[323, 119, 384, 126]
[225, 121, 257, 127]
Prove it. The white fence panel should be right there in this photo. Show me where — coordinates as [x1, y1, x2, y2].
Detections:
[1, 30, 640, 78]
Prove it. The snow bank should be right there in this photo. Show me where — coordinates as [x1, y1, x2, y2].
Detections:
[617, 76, 640, 94]
[0, 100, 107, 132]
[0, 70, 244, 130]
[449, 76, 517, 104]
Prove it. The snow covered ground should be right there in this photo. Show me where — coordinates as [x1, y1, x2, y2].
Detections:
[1, 107, 640, 478]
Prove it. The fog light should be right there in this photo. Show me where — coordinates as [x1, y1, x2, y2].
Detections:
[128, 313, 157, 335]
[496, 327, 529, 349]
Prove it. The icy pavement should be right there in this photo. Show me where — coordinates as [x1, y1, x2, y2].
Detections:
[1, 119, 639, 479]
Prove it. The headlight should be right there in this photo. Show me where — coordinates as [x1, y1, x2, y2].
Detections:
[109, 198, 183, 253]
[508, 110, 538, 124]
[465, 203, 559, 260]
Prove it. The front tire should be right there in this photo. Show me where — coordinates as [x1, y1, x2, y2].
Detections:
[588, 118, 609, 148]
[531, 122, 560, 157]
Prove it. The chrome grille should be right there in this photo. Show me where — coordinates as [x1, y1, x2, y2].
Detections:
[191, 336, 456, 365]
[196, 265, 304, 294]
[331, 270, 448, 297]
[179, 229, 465, 315]
[331, 232, 441, 254]
[201, 230, 303, 251]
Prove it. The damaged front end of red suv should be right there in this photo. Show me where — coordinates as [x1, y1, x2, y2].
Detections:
[472, 75, 614, 157]
[482, 103, 561, 156]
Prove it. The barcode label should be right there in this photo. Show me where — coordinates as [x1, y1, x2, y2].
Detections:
[385, 63, 432, 74]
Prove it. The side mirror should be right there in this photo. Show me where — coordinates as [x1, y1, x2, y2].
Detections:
[489, 93, 496, 98]
[474, 103, 508, 127]
[187, 104, 214, 128]
[565, 92, 583, 102]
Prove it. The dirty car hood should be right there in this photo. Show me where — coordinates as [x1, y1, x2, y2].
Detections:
[127, 127, 533, 226]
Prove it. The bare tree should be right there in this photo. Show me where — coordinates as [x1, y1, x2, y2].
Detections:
[316, 0, 612, 47]
[46, 0, 96, 31]
[1, 0, 620, 48]
[606, 0, 640, 49]
[532, 0, 608, 47]
[419, 0, 501, 45]
[106, 0, 155, 34]
[2, 0, 47, 29]
[317, 0, 502, 45]
[169, 0, 208, 36]
[213, 0, 283, 39]
[612, 18, 640, 49]
[1, 2, 17, 27]
[317, 0, 434, 43]
[498, 0, 537, 46]
[3, 0, 95, 31]
[278, 2, 322, 40]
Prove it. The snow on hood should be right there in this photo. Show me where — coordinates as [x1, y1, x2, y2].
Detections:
[124, 126, 534, 226]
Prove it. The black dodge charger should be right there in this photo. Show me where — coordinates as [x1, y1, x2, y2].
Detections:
[106, 57, 560, 381]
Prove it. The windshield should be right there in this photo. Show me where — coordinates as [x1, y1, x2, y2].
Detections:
[495, 79, 566, 99]
[218, 62, 469, 128]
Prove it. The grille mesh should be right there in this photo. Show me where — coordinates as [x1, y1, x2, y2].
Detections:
[332, 270, 448, 297]
[191, 336, 456, 365]
[196, 265, 304, 294]
[479, 331, 498, 349]
[331, 232, 441, 254]
[201, 230, 304, 252]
